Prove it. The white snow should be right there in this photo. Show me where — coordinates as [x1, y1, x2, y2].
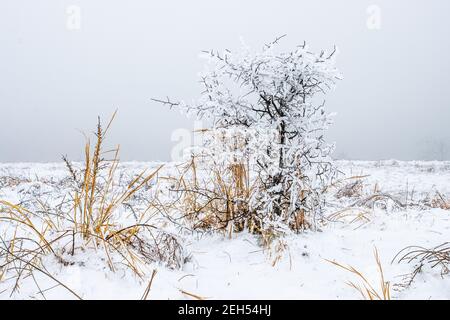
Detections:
[0, 160, 449, 300]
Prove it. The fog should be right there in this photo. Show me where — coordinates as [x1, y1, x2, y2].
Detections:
[1, 0, 449, 162]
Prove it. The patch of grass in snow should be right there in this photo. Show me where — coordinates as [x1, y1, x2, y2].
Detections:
[393, 242, 449, 289]
[326, 247, 391, 300]
[429, 191, 450, 210]
[158, 154, 261, 235]
[0, 113, 186, 299]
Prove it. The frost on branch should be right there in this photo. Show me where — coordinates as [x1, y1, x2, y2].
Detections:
[159, 37, 342, 234]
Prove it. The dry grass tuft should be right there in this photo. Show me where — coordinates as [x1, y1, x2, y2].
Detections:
[0, 176, 31, 188]
[335, 179, 364, 199]
[59, 112, 169, 274]
[166, 155, 258, 236]
[350, 193, 405, 210]
[392, 242, 449, 287]
[327, 247, 391, 300]
[430, 191, 450, 210]
[264, 238, 292, 268]
[0, 112, 186, 299]
[327, 208, 372, 227]
[159, 125, 333, 237]
[65, 112, 162, 242]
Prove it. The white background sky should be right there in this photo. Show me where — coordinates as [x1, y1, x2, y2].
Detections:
[1, 0, 449, 162]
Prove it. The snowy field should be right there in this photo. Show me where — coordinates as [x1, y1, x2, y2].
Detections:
[0, 160, 449, 300]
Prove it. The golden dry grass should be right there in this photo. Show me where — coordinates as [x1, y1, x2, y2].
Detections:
[167, 154, 258, 236]
[326, 247, 391, 300]
[327, 207, 372, 227]
[179, 289, 207, 300]
[393, 242, 449, 284]
[0, 112, 169, 298]
[141, 269, 157, 300]
[430, 191, 450, 210]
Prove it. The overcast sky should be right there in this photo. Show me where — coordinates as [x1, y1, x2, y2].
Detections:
[1, 0, 449, 162]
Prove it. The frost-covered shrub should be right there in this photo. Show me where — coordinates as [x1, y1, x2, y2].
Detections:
[158, 37, 341, 233]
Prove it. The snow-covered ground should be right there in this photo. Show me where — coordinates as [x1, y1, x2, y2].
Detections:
[0, 160, 449, 300]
